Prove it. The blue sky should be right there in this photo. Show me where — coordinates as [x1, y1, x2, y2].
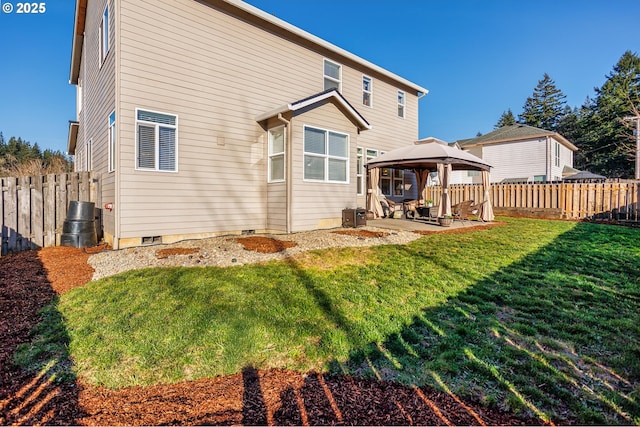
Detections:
[0, 0, 638, 154]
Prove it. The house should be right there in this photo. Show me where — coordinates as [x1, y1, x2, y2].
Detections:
[67, 0, 428, 249]
[452, 124, 578, 184]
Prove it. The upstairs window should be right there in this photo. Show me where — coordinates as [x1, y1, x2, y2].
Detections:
[554, 141, 560, 167]
[323, 59, 342, 91]
[136, 109, 177, 172]
[362, 76, 372, 107]
[397, 90, 405, 118]
[268, 126, 285, 182]
[304, 126, 349, 183]
[99, 4, 110, 64]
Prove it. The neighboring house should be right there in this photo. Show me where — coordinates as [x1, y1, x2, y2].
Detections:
[67, 0, 428, 249]
[453, 124, 578, 184]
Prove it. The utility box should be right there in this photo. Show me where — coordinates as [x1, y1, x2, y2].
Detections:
[342, 208, 367, 228]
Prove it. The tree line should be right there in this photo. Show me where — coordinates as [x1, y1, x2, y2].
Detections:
[0, 133, 73, 177]
[493, 51, 640, 179]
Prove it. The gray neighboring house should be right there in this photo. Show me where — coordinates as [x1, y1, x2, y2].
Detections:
[67, 0, 428, 249]
[453, 124, 578, 184]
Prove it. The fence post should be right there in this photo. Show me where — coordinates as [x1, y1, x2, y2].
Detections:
[31, 175, 44, 249]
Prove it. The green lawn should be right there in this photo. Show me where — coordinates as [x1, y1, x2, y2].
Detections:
[18, 217, 640, 424]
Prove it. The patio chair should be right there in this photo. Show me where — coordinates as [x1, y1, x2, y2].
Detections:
[470, 201, 484, 222]
[452, 200, 474, 225]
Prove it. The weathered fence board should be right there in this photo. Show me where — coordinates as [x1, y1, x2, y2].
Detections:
[424, 181, 640, 221]
[1, 172, 95, 256]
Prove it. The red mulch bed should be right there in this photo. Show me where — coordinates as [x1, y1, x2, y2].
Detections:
[1, 245, 538, 426]
[234, 236, 298, 253]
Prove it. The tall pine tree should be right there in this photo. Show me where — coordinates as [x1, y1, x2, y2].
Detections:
[518, 73, 567, 131]
[575, 51, 640, 177]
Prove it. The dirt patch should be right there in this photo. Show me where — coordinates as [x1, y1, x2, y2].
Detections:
[332, 229, 389, 238]
[156, 247, 200, 259]
[234, 236, 298, 253]
[1, 246, 540, 425]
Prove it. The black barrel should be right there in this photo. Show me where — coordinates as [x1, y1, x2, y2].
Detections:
[60, 201, 97, 248]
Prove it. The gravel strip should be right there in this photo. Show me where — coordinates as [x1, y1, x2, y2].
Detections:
[88, 226, 422, 280]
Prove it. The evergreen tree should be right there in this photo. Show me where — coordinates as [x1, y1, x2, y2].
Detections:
[495, 109, 516, 128]
[575, 51, 640, 177]
[518, 73, 567, 131]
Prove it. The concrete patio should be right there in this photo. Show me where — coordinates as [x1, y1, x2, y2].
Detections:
[367, 217, 490, 232]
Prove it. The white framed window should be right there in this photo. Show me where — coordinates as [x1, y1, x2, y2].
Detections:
[136, 109, 178, 172]
[357, 147, 364, 195]
[323, 59, 342, 92]
[381, 168, 404, 196]
[86, 139, 92, 171]
[303, 126, 349, 183]
[99, 3, 109, 65]
[362, 76, 373, 107]
[554, 141, 560, 167]
[268, 126, 285, 182]
[108, 111, 116, 173]
[397, 90, 405, 118]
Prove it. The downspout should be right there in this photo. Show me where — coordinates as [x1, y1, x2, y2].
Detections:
[546, 136, 551, 182]
[276, 113, 292, 233]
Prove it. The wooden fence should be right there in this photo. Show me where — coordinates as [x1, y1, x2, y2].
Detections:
[1, 172, 96, 256]
[424, 182, 640, 221]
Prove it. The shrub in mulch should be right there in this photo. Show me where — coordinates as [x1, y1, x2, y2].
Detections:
[234, 236, 298, 253]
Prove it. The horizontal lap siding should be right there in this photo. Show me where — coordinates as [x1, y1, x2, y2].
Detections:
[78, 0, 116, 237]
[290, 103, 358, 231]
[118, 0, 422, 239]
[483, 139, 547, 182]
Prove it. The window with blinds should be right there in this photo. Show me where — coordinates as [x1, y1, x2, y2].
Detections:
[136, 109, 177, 172]
[303, 126, 349, 183]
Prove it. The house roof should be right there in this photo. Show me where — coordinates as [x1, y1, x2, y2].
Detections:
[256, 89, 372, 131]
[69, 0, 429, 96]
[457, 124, 578, 151]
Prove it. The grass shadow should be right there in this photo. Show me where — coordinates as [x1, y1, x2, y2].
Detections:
[332, 221, 640, 425]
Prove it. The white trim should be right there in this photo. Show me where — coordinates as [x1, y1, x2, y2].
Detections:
[267, 125, 286, 183]
[323, 58, 342, 92]
[135, 108, 179, 173]
[397, 90, 406, 119]
[255, 90, 372, 131]
[357, 147, 364, 195]
[108, 110, 116, 173]
[99, 3, 109, 66]
[86, 138, 92, 171]
[302, 125, 350, 184]
[362, 75, 373, 108]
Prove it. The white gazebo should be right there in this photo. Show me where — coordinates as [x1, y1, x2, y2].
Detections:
[366, 138, 494, 221]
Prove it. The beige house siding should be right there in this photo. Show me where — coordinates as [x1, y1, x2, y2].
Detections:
[75, 0, 116, 240]
[71, 0, 424, 246]
[289, 102, 359, 232]
[113, 0, 421, 243]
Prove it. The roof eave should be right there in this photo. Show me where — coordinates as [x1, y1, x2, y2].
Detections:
[69, 0, 87, 85]
[67, 121, 79, 155]
[256, 90, 372, 131]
